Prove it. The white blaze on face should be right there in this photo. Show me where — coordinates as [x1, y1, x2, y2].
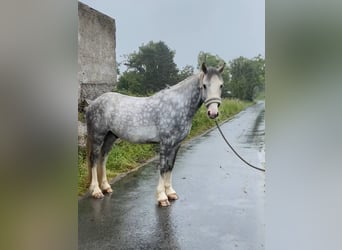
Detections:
[205, 74, 222, 118]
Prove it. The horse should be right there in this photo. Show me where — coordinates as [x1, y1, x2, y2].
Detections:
[85, 63, 225, 206]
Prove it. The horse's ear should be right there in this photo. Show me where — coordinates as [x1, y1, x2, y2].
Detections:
[201, 62, 208, 74]
[217, 63, 226, 73]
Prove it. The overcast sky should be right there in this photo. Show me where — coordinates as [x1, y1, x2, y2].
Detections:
[80, 0, 264, 71]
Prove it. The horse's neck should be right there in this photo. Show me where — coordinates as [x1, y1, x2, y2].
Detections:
[184, 74, 203, 119]
[155, 74, 203, 119]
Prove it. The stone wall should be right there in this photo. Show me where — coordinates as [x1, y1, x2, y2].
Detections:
[78, 2, 116, 106]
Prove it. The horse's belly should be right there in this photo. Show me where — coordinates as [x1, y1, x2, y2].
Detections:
[115, 125, 160, 143]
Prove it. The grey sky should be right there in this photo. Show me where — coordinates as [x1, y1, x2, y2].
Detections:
[80, 0, 264, 71]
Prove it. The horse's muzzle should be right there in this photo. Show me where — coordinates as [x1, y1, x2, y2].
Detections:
[208, 109, 219, 119]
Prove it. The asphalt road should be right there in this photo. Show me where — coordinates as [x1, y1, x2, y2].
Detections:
[78, 101, 265, 250]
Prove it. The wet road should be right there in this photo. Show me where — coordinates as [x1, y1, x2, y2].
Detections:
[78, 101, 265, 250]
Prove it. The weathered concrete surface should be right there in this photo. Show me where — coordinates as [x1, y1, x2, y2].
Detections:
[78, 2, 116, 104]
[78, 121, 87, 148]
[78, 101, 265, 250]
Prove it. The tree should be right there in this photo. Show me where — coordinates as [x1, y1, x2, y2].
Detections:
[178, 65, 194, 81]
[229, 56, 265, 101]
[253, 54, 265, 93]
[116, 71, 144, 95]
[197, 51, 230, 97]
[117, 41, 179, 95]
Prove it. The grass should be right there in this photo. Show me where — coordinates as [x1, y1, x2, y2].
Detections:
[188, 98, 251, 137]
[78, 98, 251, 195]
[78, 112, 85, 123]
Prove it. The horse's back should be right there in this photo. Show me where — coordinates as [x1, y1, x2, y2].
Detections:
[86, 92, 160, 143]
[87, 92, 147, 114]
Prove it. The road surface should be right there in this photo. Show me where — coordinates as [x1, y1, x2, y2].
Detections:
[79, 101, 265, 250]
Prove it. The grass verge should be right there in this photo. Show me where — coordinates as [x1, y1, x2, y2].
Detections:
[78, 98, 251, 195]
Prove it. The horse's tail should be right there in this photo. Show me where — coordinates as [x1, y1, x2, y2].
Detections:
[83, 99, 94, 112]
[85, 98, 93, 105]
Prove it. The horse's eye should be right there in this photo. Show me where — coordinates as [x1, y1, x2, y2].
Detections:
[220, 85, 223, 89]
[203, 84, 207, 89]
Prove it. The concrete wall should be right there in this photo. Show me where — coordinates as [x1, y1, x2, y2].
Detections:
[78, 2, 116, 105]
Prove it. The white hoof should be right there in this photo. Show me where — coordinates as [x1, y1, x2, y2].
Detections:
[167, 193, 178, 200]
[156, 190, 169, 206]
[91, 186, 104, 199]
[101, 182, 113, 193]
[103, 187, 113, 193]
[166, 187, 178, 200]
[92, 191, 104, 199]
[159, 199, 170, 207]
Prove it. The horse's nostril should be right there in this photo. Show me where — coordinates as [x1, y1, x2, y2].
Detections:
[207, 110, 211, 116]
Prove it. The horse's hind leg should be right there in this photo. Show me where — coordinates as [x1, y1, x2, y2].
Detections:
[86, 141, 92, 188]
[98, 132, 117, 193]
[87, 136, 104, 198]
[164, 144, 181, 201]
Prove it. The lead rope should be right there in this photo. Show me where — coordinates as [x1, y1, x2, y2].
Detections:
[215, 120, 266, 172]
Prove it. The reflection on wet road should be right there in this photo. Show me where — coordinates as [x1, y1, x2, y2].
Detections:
[79, 101, 265, 250]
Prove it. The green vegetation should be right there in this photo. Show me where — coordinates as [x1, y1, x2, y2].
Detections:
[117, 41, 186, 95]
[78, 112, 85, 123]
[78, 99, 251, 195]
[229, 55, 265, 101]
[189, 98, 251, 137]
[255, 90, 265, 100]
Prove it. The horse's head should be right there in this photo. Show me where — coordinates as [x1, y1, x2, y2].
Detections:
[200, 63, 225, 119]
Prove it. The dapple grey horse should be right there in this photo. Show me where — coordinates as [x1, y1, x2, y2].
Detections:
[86, 63, 225, 206]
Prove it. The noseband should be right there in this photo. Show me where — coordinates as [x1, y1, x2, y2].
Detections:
[204, 97, 221, 108]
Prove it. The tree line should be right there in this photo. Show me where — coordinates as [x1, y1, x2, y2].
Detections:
[116, 41, 264, 101]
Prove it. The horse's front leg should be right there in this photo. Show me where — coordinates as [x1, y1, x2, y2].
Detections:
[164, 171, 178, 200]
[157, 143, 181, 206]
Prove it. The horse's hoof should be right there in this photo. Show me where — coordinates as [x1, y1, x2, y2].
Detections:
[92, 191, 104, 199]
[101, 182, 113, 194]
[159, 199, 170, 207]
[103, 187, 113, 194]
[167, 193, 178, 200]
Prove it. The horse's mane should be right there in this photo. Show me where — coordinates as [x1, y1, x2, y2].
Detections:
[151, 67, 222, 98]
[152, 73, 200, 97]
